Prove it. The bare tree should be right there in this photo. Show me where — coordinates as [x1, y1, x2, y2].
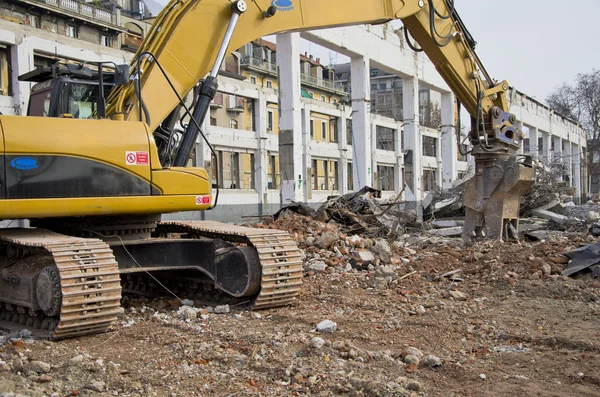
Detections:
[547, 70, 600, 193]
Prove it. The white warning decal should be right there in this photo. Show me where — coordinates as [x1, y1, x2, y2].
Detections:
[125, 151, 149, 166]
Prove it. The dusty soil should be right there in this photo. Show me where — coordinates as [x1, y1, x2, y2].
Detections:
[1, 231, 600, 397]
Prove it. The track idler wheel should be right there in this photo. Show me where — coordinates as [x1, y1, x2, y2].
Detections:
[36, 266, 62, 317]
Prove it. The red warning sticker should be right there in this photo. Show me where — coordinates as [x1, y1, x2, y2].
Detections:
[125, 151, 149, 166]
[196, 196, 211, 205]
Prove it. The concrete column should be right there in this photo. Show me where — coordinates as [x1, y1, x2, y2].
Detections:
[528, 126, 538, 158]
[441, 92, 456, 190]
[552, 135, 563, 164]
[253, 93, 268, 207]
[350, 55, 372, 189]
[573, 143, 582, 201]
[371, 119, 378, 189]
[338, 113, 348, 194]
[565, 140, 573, 185]
[10, 37, 33, 115]
[541, 131, 552, 163]
[301, 105, 312, 199]
[517, 121, 524, 155]
[277, 32, 304, 205]
[402, 76, 422, 212]
[394, 121, 403, 195]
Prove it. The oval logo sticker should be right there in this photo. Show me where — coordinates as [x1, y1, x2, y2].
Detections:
[271, 0, 293, 11]
[10, 157, 39, 170]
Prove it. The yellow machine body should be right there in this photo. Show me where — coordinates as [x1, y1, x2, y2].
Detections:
[0, 115, 211, 219]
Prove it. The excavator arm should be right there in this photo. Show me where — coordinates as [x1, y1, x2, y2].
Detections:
[107, 0, 534, 241]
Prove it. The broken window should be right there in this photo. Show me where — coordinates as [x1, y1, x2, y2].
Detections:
[422, 136, 438, 157]
[376, 126, 395, 151]
[422, 168, 437, 192]
[377, 165, 394, 191]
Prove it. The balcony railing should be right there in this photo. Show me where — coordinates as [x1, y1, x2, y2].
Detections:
[300, 73, 347, 93]
[241, 56, 277, 74]
[32, 0, 117, 25]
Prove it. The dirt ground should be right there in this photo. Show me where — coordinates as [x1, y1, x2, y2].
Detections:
[1, 231, 600, 397]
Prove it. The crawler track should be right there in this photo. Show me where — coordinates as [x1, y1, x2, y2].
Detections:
[157, 221, 304, 309]
[0, 229, 122, 339]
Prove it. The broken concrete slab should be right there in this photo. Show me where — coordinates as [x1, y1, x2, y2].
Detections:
[530, 208, 570, 224]
[432, 220, 465, 229]
[427, 227, 463, 237]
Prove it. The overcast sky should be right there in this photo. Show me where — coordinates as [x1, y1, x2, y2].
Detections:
[296, 0, 600, 103]
[154, 0, 598, 103]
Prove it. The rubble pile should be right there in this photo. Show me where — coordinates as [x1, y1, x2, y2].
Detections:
[273, 186, 419, 239]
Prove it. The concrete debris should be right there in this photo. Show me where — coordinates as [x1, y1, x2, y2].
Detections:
[563, 242, 600, 278]
[316, 320, 337, 333]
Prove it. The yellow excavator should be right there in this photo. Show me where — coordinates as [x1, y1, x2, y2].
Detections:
[0, 0, 534, 339]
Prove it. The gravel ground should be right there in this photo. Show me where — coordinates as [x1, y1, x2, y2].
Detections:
[0, 220, 599, 397]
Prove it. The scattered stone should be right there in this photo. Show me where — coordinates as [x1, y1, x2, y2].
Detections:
[85, 380, 106, 392]
[448, 290, 468, 301]
[423, 355, 442, 370]
[372, 240, 392, 260]
[316, 320, 337, 333]
[405, 347, 424, 359]
[307, 261, 327, 273]
[214, 305, 230, 314]
[403, 355, 420, 365]
[357, 250, 376, 263]
[541, 263, 552, 276]
[416, 305, 426, 315]
[406, 380, 422, 392]
[70, 355, 85, 364]
[181, 299, 194, 307]
[311, 337, 325, 349]
[29, 361, 51, 374]
[314, 232, 337, 249]
[375, 265, 397, 279]
[178, 306, 197, 320]
[252, 312, 262, 319]
[38, 374, 53, 383]
[480, 374, 487, 380]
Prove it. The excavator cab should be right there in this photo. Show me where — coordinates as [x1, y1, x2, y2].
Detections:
[19, 62, 127, 119]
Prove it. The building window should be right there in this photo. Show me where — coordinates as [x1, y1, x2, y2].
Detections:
[347, 119, 353, 145]
[321, 96, 326, 102]
[250, 76, 256, 84]
[26, 14, 40, 28]
[66, 25, 78, 38]
[312, 159, 319, 190]
[0, 46, 11, 96]
[268, 155, 279, 189]
[321, 121, 327, 140]
[347, 163, 354, 191]
[267, 111, 274, 131]
[100, 35, 110, 47]
[230, 119, 238, 129]
[376, 126, 395, 151]
[210, 117, 217, 126]
[423, 169, 437, 192]
[423, 136, 438, 157]
[377, 165, 394, 191]
[266, 80, 273, 88]
[379, 83, 386, 90]
[310, 120, 314, 139]
[330, 119, 338, 142]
